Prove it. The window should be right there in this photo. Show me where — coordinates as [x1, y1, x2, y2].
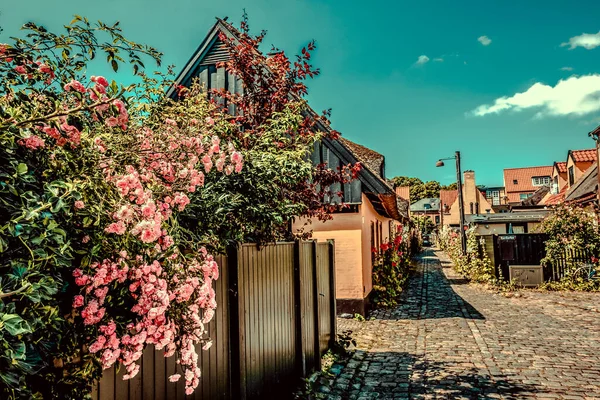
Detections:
[519, 193, 532, 201]
[435, 215, 440, 224]
[513, 179, 518, 185]
[424, 203, 431, 210]
[486, 190, 500, 206]
[532, 176, 551, 186]
[568, 166, 575, 186]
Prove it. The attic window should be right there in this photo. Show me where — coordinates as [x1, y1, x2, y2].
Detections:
[424, 204, 431, 210]
[513, 179, 518, 185]
[532, 176, 551, 186]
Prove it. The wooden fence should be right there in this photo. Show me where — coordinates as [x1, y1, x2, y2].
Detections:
[478, 234, 597, 282]
[92, 240, 336, 400]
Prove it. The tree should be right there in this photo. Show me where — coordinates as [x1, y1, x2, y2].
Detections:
[391, 176, 443, 204]
[205, 14, 361, 244]
[0, 16, 244, 398]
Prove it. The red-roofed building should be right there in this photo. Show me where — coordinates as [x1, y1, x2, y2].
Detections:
[503, 166, 553, 204]
[566, 149, 597, 189]
[439, 171, 494, 227]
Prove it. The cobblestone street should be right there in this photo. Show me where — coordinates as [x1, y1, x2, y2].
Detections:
[331, 249, 600, 399]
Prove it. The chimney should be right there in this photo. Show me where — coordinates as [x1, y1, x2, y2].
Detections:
[395, 186, 410, 204]
[463, 170, 478, 214]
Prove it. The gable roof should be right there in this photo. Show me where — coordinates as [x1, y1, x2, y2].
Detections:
[503, 166, 553, 194]
[543, 185, 567, 205]
[440, 189, 458, 213]
[338, 137, 384, 178]
[554, 161, 567, 174]
[167, 17, 405, 221]
[569, 149, 597, 163]
[410, 198, 440, 212]
[565, 161, 598, 203]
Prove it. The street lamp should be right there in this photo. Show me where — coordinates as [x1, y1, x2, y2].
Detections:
[436, 151, 467, 255]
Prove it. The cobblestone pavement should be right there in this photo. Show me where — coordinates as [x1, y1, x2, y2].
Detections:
[331, 248, 600, 400]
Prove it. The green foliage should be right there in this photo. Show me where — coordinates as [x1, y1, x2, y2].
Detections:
[371, 227, 413, 308]
[413, 215, 435, 235]
[390, 176, 444, 204]
[439, 226, 499, 286]
[538, 204, 600, 291]
[181, 100, 318, 250]
[0, 17, 163, 399]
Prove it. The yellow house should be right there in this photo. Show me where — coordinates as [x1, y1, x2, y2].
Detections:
[440, 170, 494, 228]
[165, 17, 409, 316]
[294, 138, 408, 316]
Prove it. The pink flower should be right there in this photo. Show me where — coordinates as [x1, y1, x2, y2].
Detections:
[14, 65, 26, 74]
[169, 374, 181, 382]
[82, 235, 90, 243]
[73, 295, 84, 308]
[105, 221, 127, 235]
[74, 200, 85, 209]
[64, 79, 86, 93]
[18, 135, 45, 150]
[205, 116, 214, 126]
[92, 75, 109, 87]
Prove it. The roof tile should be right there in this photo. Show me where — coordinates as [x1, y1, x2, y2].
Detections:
[570, 149, 597, 163]
[503, 166, 553, 194]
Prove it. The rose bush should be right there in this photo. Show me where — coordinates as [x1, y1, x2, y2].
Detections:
[0, 17, 244, 399]
[371, 226, 413, 308]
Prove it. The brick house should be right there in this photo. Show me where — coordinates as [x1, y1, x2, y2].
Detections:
[439, 170, 494, 228]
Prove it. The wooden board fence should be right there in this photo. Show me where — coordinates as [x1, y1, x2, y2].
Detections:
[92, 240, 336, 400]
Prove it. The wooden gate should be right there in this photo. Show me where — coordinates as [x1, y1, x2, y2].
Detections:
[492, 234, 548, 280]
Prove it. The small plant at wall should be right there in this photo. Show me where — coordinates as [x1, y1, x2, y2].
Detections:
[440, 226, 497, 285]
[371, 226, 413, 307]
[539, 204, 600, 291]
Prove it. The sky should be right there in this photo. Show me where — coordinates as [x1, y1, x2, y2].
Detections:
[4, 0, 600, 187]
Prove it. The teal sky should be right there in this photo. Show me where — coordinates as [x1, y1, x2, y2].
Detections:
[4, 0, 600, 186]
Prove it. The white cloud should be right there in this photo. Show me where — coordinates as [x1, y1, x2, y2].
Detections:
[478, 35, 492, 46]
[560, 66, 574, 71]
[471, 74, 600, 117]
[433, 57, 444, 62]
[415, 55, 430, 65]
[561, 31, 600, 50]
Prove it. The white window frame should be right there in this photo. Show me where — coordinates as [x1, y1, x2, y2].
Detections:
[532, 176, 551, 186]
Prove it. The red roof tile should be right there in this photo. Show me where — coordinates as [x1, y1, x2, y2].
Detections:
[554, 161, 567, 173]
[569, 149, 597, 163]
[440, 189, 458, 213]
[503, 166, 553, 194]
[542, 186, 567, 205]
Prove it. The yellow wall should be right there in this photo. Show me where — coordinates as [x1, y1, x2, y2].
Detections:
[567, 156, 593, 188]
[292, 193, 397, 301]
[293, 213, 363, 299]
[360, 194, 394, 298]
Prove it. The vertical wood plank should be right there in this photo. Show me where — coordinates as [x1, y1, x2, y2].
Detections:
[154, 350, 166, 400]
[115, 365, 129, 400]
[140, 345, 153, 400]
[98, 366, 115, 400]
[165, 352, 177, 400]
[311, 240, 321, 369]
[328, 240, 337, 348]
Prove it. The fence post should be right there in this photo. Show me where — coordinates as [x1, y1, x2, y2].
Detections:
[293, 240, 306, 377]
[226, 245, 242, 400]
[327, 239, 336, 348]
[312, 240, 321, 370]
